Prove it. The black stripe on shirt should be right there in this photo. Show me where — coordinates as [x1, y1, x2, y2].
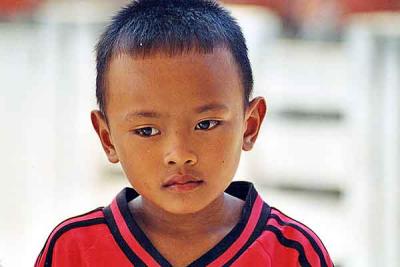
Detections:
[44, 217, 106, 267]
[116, 189, 172, 267]
[187, 182, 259, 266]
[264, 225, 311, 267]
[103, 206, 146, 267]
[35, 207, 104, 266]
[270, 213, 328, 267]
[223, 202, 271, 267]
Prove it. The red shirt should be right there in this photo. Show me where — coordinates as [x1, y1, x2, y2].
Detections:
[35, 181, 334, 266]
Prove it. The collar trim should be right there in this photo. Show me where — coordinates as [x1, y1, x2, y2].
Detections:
[104, 181, 270, 266]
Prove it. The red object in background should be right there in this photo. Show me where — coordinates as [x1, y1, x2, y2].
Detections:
[0, 0, 42, 17]
[345, 0, 400, 13]
[222, 0, 400, 14]
[221, 0, 400, 37]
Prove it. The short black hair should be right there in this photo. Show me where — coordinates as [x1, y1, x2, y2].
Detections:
[95, 0, 253, 116]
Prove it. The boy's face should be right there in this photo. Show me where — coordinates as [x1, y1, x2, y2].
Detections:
[91, 48, 266, 214]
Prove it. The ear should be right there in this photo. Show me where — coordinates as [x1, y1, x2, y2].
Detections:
[242, 97, 267, 151]
[90, 110, 119, 163]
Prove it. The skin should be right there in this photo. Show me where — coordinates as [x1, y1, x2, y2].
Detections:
[91, 47, 266, 266]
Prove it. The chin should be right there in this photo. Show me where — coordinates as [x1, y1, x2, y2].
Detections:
[162, 201, 209, 215]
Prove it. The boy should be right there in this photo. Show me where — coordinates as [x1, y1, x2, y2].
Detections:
[35, 0, 334, 266]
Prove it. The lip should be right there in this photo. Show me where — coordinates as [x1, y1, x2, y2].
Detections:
[162, 174, 204, 192]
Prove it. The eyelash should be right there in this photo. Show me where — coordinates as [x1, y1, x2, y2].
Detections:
[133, 120, 221, 138]
[134, 127, 160, 137]
[195, 120, 221, 131]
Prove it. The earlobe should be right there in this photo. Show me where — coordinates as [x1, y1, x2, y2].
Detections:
[90, 110, 119, 163]
[242, 139, 254, 151]
[242, 97, 267, 151]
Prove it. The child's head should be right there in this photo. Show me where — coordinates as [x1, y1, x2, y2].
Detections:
[91, 0, 266, 214]
[95, 0, 253, 116]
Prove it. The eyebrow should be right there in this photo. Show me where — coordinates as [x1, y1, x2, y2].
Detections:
[194, 103, 229, 113]
[125, 103, 229, 120]
[125, 111, 161, 120]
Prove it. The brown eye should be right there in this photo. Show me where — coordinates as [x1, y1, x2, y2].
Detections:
[134, 127, 160, 137]
[195, 120, 220, 130]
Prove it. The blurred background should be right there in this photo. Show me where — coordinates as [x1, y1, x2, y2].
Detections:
[0, 0, 399, 266]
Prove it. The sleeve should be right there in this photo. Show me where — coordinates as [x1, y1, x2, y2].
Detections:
[34, 227, 81, 267]
[263, 208, 335, 267]
[35, 208, 104, 266]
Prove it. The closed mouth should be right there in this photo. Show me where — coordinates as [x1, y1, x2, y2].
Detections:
[165, 180, 203, 186]
[162, 174, 203, 187]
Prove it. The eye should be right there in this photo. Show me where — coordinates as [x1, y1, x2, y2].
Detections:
[195, 120, 220, 130]
[134, 127, 160, 137]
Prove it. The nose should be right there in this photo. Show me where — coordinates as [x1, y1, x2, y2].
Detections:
[163, 135, 198, 166]
[164, 148, 198, 166]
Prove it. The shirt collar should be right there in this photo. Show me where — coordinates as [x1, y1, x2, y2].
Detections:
[103, 181, 270, 266]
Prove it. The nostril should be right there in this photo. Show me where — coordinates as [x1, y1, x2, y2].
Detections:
[164, 154, 197, 166]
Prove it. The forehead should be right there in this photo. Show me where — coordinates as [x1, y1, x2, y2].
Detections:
[105, 48, 243, 118]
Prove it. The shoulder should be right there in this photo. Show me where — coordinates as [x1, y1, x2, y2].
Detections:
[257, 207, 334, 267]
[35, 207, 106, 267]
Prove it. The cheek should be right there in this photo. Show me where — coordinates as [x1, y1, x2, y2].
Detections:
[117, 138, 160, 180]
[203, 129, 242, 170]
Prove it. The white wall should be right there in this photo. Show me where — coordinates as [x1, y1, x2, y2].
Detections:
[0, 3, 398, 266]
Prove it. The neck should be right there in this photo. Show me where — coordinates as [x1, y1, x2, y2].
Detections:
[129, 193, 244, 237]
